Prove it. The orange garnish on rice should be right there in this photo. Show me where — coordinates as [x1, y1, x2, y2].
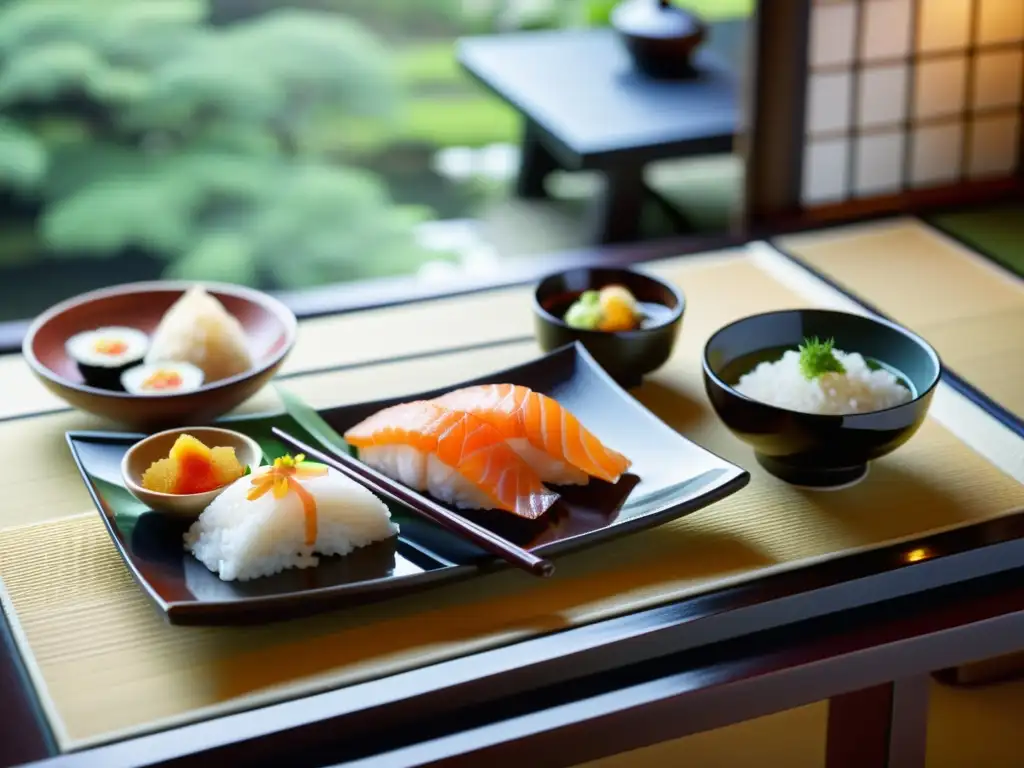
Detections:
[141, 369, 184, 391]
[93, 338, 128, 356]
[246, 454, 328, 545]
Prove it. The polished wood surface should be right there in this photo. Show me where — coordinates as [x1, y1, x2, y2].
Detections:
[2, 213, 1024, 767]
[741, 0, 811, 227]
[316, 575, 1024, 768]
[4, 507, 1024, 766]
[11, 572, 1024, 768]
[4, 250, 1021, 747]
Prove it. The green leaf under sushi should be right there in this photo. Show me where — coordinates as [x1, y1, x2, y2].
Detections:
[90, 475, 150, 540]
[248, 428, 291, 465]
[274, 383, 353, 458]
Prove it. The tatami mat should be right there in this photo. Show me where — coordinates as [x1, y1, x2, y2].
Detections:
[0, 251, 1021, 749]
[0, 237, 1022, 756]
[776, 218, 1024, 422]
[926, 201, 1024, 280]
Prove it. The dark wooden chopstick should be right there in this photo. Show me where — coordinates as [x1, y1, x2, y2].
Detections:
[270, 427, 556, 578]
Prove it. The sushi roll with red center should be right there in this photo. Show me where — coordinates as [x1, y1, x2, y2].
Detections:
[122, 361, 205, 396]
[65, 326, 149, 390]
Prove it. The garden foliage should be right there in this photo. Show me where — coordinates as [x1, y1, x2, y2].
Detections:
[0, 0, 443, 286]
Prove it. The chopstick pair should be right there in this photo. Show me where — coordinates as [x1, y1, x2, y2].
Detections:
[270, 427, 556, 578]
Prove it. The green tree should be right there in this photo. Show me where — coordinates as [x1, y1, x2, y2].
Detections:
[212, 0, 470, 34]
[0, 0, 448, 288]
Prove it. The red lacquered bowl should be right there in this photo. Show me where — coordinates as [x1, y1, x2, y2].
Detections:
[22, 281, 297, 432]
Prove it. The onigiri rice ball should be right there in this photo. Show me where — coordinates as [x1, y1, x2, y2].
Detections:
[146, 286, 254, 384]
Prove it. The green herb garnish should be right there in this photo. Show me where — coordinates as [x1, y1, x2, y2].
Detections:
[243, 464, 252, 476]
[798, 336, 845, 380]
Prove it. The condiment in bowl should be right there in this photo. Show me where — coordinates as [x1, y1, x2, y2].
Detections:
[532, 266, 685, 387]
[121, 427, 263, 519]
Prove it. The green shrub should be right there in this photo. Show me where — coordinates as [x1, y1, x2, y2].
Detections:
[0, 0, 450, 285]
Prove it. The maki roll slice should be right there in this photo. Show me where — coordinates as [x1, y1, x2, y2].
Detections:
[122, 361, 205, 396]
[65, 327, 149, 390]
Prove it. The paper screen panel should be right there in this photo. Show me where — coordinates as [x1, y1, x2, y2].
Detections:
[968, 114, 1021, 178]
[803, 138, 851, 205]
[917, 0, 972, 53]
[855, 131, 905, 195]
[977, 0, 1024, 45]
[914, 57, 968, 120]
[858, 64, 909, 127]
[810, 0, 859, 67]
[861, 0, 914, 60]
[806, 71, 853, 134]
[972, 50, 1024, 111]
[795, 0, 1023, 212]
[911, 122, 964, 186]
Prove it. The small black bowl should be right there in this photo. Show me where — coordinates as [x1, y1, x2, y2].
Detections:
[702, 309, 942, 489]
[532, 266, 685, 388]
[611, 0, 708, 80]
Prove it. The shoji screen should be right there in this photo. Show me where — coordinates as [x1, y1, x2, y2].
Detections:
[801, 0, 1024, 207]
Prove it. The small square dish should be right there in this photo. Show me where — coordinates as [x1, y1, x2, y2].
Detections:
[67, 342, 750, 625]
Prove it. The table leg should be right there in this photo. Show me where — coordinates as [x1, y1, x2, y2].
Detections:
[515, 121, 559, 199]
[644, 183, 695, 234]
[587, 166, 646, 245]
[825, 677, 929, 768]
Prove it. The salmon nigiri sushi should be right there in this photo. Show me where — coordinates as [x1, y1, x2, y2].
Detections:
[343, 401, 559, 520]
[432, 384, 631, 486]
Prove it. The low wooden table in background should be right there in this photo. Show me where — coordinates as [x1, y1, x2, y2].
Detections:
[0, 215, 1023, 768]
[457, 23, 744, 245]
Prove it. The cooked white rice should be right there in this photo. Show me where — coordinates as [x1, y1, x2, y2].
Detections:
[184, 467, 399, 581]
[734, 349, 912, 415]
[146, 286, 254, 384]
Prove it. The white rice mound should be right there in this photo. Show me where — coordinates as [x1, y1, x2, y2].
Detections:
[734, 349, 913, 416]
[184, 467, 399, 581]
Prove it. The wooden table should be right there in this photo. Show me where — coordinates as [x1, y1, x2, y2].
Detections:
[456, 24, 743, 244]
[1, 215, 1024, 768]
